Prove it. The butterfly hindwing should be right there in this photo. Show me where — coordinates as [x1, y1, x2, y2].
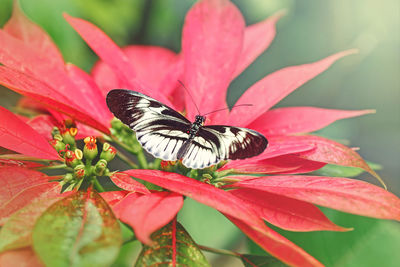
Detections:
[181, 126, 268, 169]
[106, 89, 191, 161]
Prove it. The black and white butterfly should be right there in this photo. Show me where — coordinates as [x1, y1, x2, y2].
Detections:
[106, 89, 268, 169]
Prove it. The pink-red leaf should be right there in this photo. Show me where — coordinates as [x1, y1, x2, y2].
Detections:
[0, 182, 62, 225]
[3, 1, 63, 67]
[231, 176, 400, 220]
[0, 67, 110, 134]
[291, 135, 384, 186]
[110, 172, 150, 194]
[123, 169, 267, 232]
[113, 191, 183, 244]
[220, 154, 326, 174]
[229, 50, 358, 126]
[233, 10, 285, 79]
[65, 63, 112, 123]
[99, 191, 129, 207]
[182, 0, 245, 122]
[249, 107, 375, 135]
[0, 247, 43, 267]
[92, 46, 179, 96]
[0, 167, 49, 207]
[227, 216, 323, 267]
[0, 107, 59, 160]
[230, 188, 348, 232]
[64, 14, 137, 89]
[0, 183, 65, 251]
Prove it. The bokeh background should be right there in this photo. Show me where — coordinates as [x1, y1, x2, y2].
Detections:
[0, 0, 399, 266]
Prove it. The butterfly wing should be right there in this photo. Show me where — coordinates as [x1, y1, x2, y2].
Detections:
[181, 125, 268, 169]
[106, 89, 191, 161]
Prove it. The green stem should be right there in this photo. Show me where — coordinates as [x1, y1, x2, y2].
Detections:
[37, 164, 69, 171]
[136, 149, 148, 169]
[92, 177, 105, 192]
[115, 148, 139, 169]
[198, 245, 241, 258]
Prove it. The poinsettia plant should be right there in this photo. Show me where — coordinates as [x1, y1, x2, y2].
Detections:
[0, 0, 399, 266]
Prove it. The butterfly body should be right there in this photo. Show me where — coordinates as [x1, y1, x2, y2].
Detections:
[106, 89, 268, 169]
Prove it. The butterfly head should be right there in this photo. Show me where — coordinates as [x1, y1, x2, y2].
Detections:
[195, 115, 205, 125]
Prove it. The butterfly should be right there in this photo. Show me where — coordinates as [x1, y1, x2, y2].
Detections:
[106, 89, 268, 169]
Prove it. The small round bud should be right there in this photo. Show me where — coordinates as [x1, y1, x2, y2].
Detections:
[74, 149, 83, 160]
[62, 130, 76, 147]
[49, 139, 66, 153]
[94, 159, 108, 176]
[83, 136, 98, 161]
[63, 173, 74, 183]
[100, 142, 116, 162]
[51, 127, 60, 138]
[65, 150, 81, 168]
[74, 164, 86, 179]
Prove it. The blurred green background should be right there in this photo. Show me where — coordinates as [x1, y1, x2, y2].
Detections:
[0, 0, 399, 266]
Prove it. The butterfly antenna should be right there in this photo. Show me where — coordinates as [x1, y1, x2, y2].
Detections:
[178, 80, 201, 115]
[202, 104, 253, 116]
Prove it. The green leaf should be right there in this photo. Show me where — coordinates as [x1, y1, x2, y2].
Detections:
[32, 190, 122, 267]
[315, 162, 382, 178]
[0, 183, 63, 252]
[135, 220, 210, 267]
[248, 208, 400, 267]
[241, 254, 287, 267]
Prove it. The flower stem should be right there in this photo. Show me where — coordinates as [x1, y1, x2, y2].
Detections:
[92, 177, 105, 192]
[136, 149, 148, 169]
[37, 164, 69, 171]
[114, 148, 139, 169]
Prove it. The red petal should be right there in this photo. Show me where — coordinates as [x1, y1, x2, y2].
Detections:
[233, 10, 285, 78]
[0, 67, 110, 134]
[245, 135, 315, 161]
[99, 191, 129, 207]
[0, 247, 43, 267]
[123, 169, 267, 233]
[0, 107, 59, 160]
[92, 46, 179, 100]
[220, 154, 325, 174]
[114, 191, 183, 244]
[65, 63, 112, 123]
[64, 14, 137, 89]
[3, 1, 63, 68]
[229, 50, 358, 126]
[0, 158, 44, 169]
[227, 216, 323, 267]
[0, 182, 61, 225]
[182, 0, 245, 121]
[231, 176, 400, 220]
[110, 172, 150, 194]
[230, 188, 348, 232]
[0, 167, 49, 207]
[26, 115, 58, 140]
[289, 135, 384, 185]
[250, 107, 375, 135]
[0, 31, 103, 119]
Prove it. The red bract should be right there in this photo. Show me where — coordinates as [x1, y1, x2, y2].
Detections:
[0, 0, 399, 266]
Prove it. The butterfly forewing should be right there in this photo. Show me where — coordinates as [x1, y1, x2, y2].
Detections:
[106, 89, 191, 161]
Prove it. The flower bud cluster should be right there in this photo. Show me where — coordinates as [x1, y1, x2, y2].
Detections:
[110, 118, 142, 153]
[49, 122, 117, 191]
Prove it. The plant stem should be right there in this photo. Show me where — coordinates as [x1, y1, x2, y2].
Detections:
[115, 148, 139, 169]
[92, 177, 105, 192]
[136, 149, 148, 169]
[37, 164, 69, 171]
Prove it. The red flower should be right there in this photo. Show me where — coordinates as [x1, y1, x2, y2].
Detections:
[0, 1, 399, 266]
